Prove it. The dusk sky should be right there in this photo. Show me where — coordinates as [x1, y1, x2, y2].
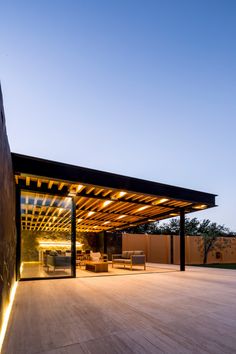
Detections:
[1, 1, 235, 230]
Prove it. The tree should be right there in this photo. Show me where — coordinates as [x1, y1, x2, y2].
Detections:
[197, 220, 231, 264]
[157, 217, 201, 235]
[123, 222, 158, 234]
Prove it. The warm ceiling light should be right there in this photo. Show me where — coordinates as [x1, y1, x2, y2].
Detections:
[68, 187, 77, 197]
[77, 184, 84, 192]
[148, 219, 156, 222]
[152, 198, 169, 205]
[77, 218, 83, 223]
[103, 221, 110, 224]
[87, 211, 95, 217]
[102, 200, 113, 208]
[170, 213, 178, 216]
[58, 208, 64, 215]
[136, 205, 150, 212]
[117, 215, 126, 219]
[193, 204, 207, 210]
[117, 191, 126, 198]
[111, 191, 127, 200]
[93, 226, 98, 228]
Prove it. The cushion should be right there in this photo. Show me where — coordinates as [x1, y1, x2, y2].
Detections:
[133, 250, 144, 255]
[49, 251, 58, 256]
[90, 252, 101, 262]
[123, 259, 132, 264]
[122, 251, 129, 259]
[126, 251, 134, 258]
[114, 259, 126, 263]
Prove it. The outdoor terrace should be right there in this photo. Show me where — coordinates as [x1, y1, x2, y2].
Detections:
[3, 265, 236, 354]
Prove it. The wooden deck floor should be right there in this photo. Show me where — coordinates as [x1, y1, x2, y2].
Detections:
[3, 265, 236, 354]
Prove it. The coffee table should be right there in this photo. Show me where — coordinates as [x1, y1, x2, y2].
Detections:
[85, 262, 108, 273]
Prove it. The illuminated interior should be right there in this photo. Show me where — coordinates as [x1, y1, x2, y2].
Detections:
[20, 191, 73, 279]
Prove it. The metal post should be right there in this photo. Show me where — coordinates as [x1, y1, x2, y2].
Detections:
[180, 208, 185, 271]
[71, 197, 76, 277]
[104, 231, 107, 254]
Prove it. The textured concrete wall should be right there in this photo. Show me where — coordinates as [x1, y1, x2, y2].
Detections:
[123, 234, 236, 265]
[0, 84, 16, 331]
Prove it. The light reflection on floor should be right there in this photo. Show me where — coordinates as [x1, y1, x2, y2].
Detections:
[21, 262, 176, 279]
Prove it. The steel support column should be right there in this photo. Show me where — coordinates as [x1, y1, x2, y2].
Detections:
[71, 197, 76, 277]
[104, 231, 108, 255]
[180, 208, 185, 271]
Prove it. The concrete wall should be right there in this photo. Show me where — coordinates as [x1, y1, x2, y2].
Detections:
[122, 233, 236, 264]
[0, 85, 16, 332]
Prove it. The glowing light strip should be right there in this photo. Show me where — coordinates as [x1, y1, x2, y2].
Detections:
[38, 241, 83, 248]
[0, 281, 18, 352]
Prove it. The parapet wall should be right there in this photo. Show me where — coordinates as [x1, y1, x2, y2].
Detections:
[0, 85, 16, 332]
[123, 233, 236, 264]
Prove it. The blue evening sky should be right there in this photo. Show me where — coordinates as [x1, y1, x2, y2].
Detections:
[1, 1, 235, 230]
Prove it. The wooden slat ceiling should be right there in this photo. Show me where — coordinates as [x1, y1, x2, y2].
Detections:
[17, 175, 211, 233]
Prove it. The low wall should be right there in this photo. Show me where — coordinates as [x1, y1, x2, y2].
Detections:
[0, 85, 16, 334]
[122, 233, 236, 265]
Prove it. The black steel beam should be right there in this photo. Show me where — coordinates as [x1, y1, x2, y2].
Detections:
[180, 208, 185, 271]
[12, 153, 217, 206]
[16, 179, 180, 211]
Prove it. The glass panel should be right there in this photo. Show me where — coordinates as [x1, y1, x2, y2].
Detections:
[20, 191, 73, 279]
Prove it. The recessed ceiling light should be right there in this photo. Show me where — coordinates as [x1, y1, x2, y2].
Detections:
[58, 208, 64, 215]
[68, 188, 77, 197]
[77, 218, 83, 223]
[117, 215, 126, 219]
[87, 211, 95, 217]
[77, 184, 84, 192]
[136, 205, 150, 212]
[193, 204, 207, 210]
[111, 191, 127, 200]
[103, 221, 110, 224]
[102, 200, 113, 208]
[152, 198, 169, 205]
[118, 191, 126, 198]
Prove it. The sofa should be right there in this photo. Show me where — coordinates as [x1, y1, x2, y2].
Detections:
[112, 251, 146, 270]
[47, 254, 71, 272]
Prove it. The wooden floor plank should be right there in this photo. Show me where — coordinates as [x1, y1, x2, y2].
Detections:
[2, 266, 236, 354]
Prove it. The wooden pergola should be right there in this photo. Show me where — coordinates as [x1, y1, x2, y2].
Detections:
[12, 153, 217, 275]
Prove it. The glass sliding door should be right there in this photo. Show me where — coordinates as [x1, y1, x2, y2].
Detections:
[20, 191, 73, 279]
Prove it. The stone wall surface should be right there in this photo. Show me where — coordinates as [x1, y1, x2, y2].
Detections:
[0, 84, 16, 331]
[21, 230, 98, 261]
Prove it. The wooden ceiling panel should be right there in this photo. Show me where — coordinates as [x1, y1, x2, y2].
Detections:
[17, 175, 212, 232]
